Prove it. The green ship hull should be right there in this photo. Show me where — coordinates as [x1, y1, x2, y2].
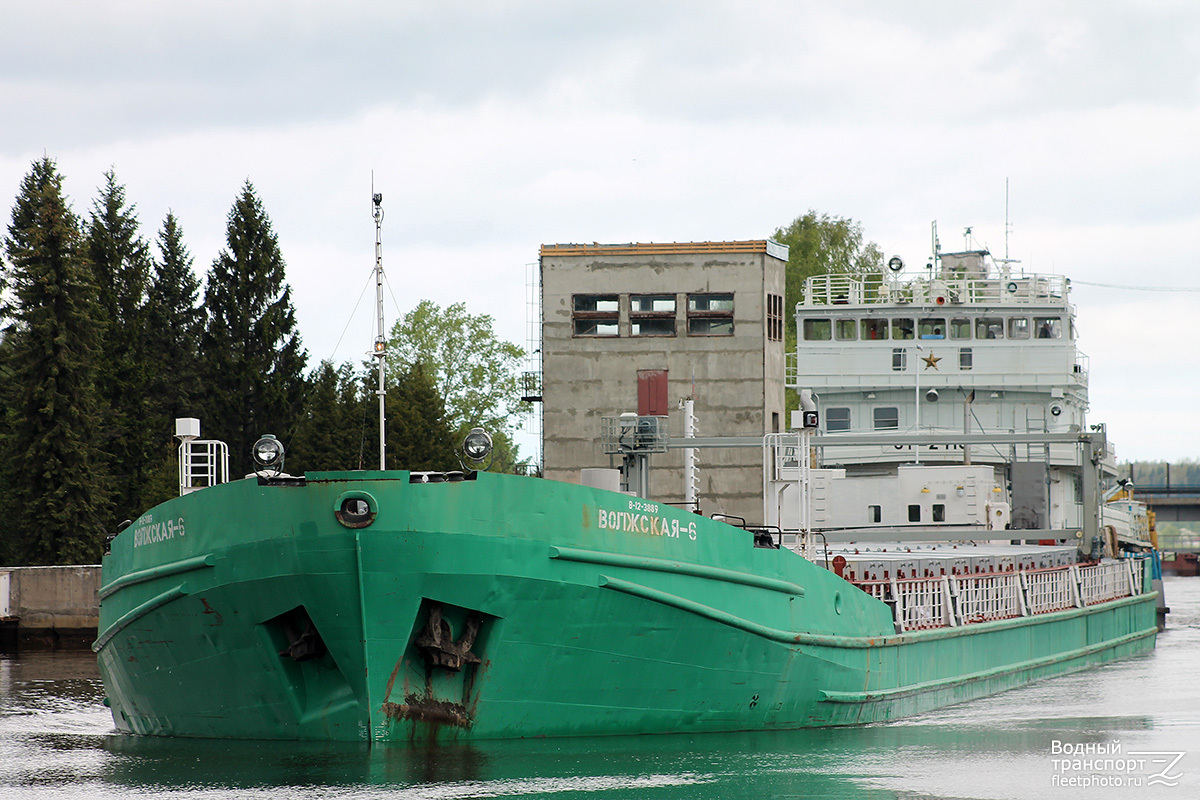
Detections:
[96, 471, 1158, 741]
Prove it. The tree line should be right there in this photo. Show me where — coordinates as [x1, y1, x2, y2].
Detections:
[1123, 460, 1200, 488]
[0, 158, 525, 566]
[0, 161, 965, 567]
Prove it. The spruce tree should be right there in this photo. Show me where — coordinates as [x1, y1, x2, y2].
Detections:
[137, 212, 204, 510]
[200, 181, 307, 473]
[0, 157, 111, 564]
[85, 170, 155, 520]
[287, 360, 371, 472]
[0, 318, 15, 565]
[386, 363, 458, 472]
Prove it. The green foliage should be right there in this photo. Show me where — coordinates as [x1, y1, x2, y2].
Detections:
[772, 210, 884, 328]
[145, 212, 203, 409]
[0, 157, 111, 564]
[286, 359, 460, 474]
[287, 360, 372, 472]
[199, 181, 308, 473]
[85, 170, 157, 521]
[773, 210, 883, 416]
[385, 362, 459, 471]
[387, 300, 526, 469]
[1122, 460, 1200, 487]
[137, 212, 205, 507]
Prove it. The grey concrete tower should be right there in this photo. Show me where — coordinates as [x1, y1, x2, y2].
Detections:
[538, 240, 788, 523]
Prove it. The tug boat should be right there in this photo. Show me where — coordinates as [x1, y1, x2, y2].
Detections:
[95, 226, 1160, 742]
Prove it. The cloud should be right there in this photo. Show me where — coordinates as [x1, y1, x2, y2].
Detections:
[3, 0, 1199, 459]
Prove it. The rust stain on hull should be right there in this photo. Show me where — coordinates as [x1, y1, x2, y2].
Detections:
[383, 694, 473, 728]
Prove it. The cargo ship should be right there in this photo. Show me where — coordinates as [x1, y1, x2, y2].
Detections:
[95, 221, 1160, 742]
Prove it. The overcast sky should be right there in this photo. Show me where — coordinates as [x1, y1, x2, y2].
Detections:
[2, 1, 1197, 462]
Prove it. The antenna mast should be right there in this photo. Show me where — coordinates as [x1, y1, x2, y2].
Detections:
[372, 185, 386, 470]
[1004, 178, 1012, 261]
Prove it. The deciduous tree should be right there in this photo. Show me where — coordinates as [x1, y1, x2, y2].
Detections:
[773, 211, 883, 416]
[772, 210, 884, 332]
[387, 300, 525, 469]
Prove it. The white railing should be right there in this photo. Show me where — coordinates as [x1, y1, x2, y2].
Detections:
[850, 559, 1144, 632]
[952, 573, 1025, 624]
[803, 273, 1070, 308]
[1020, 567, 1080, 614]
[891, 575, 954, 630]
[179, 439, 229, 496]
[1077, 560, 1137, 606]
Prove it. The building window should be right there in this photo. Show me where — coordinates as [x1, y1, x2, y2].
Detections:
[861, 318, 888, 340]
[918, 317, 946, 339]
[891, 318, 914, 340]
[892, 348, 907, 371]
[573, 294, 619, 337]
[874, 407, 899, 430]
[959, 347, 973, 370]
[767, 293, 783, 342]
[1035, 317, 1062, 339]
[688, 293, 734, 335]
[630, 294, 676, 336]
[826, 407, 851, 431]
[976, 317, 1003, 339]
[803, 319, 831, 340]
[1007, 317, 1031, 339]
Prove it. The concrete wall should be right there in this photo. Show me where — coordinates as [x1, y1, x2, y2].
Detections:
[0, 566, 100, 646]
[540, 242, 786, 523]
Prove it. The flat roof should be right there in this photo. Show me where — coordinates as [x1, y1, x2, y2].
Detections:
[540, 240, 788, 258]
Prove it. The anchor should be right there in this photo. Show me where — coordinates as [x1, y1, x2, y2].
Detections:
[414, 603, 481, 671]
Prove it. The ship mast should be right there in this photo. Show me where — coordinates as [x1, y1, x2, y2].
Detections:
[372, 190, 386, 470]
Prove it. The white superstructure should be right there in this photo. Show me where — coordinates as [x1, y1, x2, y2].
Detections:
[778, 243, 1147, 551]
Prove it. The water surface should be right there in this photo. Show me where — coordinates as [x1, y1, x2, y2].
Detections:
[3, 578, 1197, 799]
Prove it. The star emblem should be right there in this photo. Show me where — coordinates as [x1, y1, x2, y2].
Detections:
[922, 352, 941, 370]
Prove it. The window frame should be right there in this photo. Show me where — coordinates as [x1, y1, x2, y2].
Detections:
[825, 407, 851, 432]
[976, 317, 1004, 339]
[1007, 317, 1031, 339]
[918, 317, 946, 339]
[572, 293, 620, 337]
[687, 292, 734, 336]
[1034, 316, 1062, 339]
[767, 293, 784, 342]
[803, 318, 831, 341]
[861, 318, 889, 340]
[891, 317, 915, 340]
[630, 293, 677, 337]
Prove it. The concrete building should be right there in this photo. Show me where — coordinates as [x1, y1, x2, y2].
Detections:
[539, 240, 788, 523]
